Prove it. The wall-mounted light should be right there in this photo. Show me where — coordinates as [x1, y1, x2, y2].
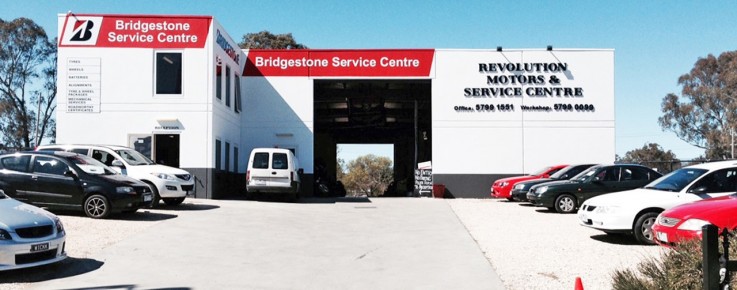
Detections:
[275, 133, 293, 137]
[496, 46, 503, 52]
[334, 117, 349, 123]
[547, 45, 553, 51]
[386, 117, 397, 123]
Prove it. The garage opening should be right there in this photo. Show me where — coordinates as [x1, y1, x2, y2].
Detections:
[314, 80, 431, 197]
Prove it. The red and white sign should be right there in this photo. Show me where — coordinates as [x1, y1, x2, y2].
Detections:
[59, 14, 212, 48]
[244, 49, 435, 77]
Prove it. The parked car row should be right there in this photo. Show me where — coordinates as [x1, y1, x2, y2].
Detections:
[0, 145, 197, 271]
[492, 160, 737, 246]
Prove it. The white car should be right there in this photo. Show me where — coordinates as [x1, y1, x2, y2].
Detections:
[36, 144, 194, 207]
[578, 160, 737, 244]
[0, 190, 67, 271]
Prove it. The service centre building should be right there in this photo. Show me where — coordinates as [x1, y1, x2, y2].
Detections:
[56, 13, 614, 199]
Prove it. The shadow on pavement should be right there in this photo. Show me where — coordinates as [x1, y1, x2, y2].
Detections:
[298, 197, 372, 204]
[52, 210, 178, 222]
[148, 202, 220, 212]
[517, 203, 535, 207]
[589, 234, 650, 246]
[0, 257, 103, 283]
[60, 286, 191, 290]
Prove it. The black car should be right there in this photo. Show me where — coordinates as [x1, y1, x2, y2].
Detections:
[526, 164, 662, 213]
[0, 151, 152, 218]
[510, 164, 598, 201]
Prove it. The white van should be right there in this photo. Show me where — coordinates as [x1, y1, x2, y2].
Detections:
[246, 148, 302, 200]
[36, 144, 194, 207]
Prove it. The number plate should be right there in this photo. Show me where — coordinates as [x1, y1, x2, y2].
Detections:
[254, 179, 266, 186]
[657, 232, 668, 243]
[143, 193, 152, 202]
[31, 243, 49, 252]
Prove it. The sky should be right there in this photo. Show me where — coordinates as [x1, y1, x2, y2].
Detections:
[3, 0, 737, 161]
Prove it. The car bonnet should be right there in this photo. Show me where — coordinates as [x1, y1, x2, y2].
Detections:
[0, 198, 55, 229]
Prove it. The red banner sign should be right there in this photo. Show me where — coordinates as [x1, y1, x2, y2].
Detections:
[244, 49, 435, 77]
[59, 14, 212, 48]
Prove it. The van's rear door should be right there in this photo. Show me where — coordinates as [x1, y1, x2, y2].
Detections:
[249, 152, 271, 187]
[269, 152, 291, 188]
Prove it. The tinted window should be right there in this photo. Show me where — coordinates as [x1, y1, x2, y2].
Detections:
[253, 153, 269, 169]
[1, 155, 30, 172]
[156, 52, 182, 94]
[215, 140, 221, 170]
[225, 142, 230, 172]
[645, 168, 707, 192]
[33, 156, 70, 176]
[71, 148, 89, 155]
[272, 153, 288, 170]
[624, 167, 651, 181]
[595, 167, 620, 182]
[225, 66, 231, 107]
[689, 168, 737, 193]
[234, 147, 239, 173]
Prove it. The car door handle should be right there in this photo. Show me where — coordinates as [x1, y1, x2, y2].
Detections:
[272, 172, 277, 175]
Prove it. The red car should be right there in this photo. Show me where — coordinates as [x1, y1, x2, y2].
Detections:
[652, 194, 737, 246]
[490, 165, 568, 200]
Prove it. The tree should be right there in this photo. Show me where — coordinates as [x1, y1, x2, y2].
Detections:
[341, 154, 393, 197]
[659, 50, 737, 159]
[238, 31, 307, 49]
[616, 143, 680, 173]
[0, 18, 56, 148]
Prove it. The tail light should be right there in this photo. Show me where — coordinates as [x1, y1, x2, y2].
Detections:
[290, 171, 294, 182]
[246, 170, 250, 182]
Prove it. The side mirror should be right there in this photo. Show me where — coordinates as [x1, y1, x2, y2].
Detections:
[298, 168, 304, 175]
[64, 170, 77, 178]
[592, 176, 602, 183]
[111, 160, 124, 167]
[688, 186, 708, 194]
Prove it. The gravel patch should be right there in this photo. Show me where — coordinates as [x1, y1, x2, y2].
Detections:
[448, 198, 664, 290]
[0, 203, 186, 290]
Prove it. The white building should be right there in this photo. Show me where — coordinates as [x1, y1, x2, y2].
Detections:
[57, 13, 614, 199]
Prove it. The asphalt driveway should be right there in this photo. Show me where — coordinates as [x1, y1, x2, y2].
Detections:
[29, 197, 504, 290]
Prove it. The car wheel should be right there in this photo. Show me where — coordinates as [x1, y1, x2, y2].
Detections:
[84, 194, 111, 219]
[634, 212, 659, 245]
[145, 182, 161, 208]
[506, 197, 514, 202]
[554, 194, 577, 213]
[163, 197, 185, 206]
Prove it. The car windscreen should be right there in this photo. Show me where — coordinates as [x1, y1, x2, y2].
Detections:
[115, 149, 155, 166]
[644, 168, 709, 192]
[572, 166, 600, 182]
[68, 154, 117, 175]
[530, 166, 552, 176]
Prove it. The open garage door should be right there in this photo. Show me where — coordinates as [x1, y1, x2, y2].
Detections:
[313, 79, 431, 197]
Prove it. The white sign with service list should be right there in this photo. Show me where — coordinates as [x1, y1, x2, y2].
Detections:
[67, 58, 101, 113]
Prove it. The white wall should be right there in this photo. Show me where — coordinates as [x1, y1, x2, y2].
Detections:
[55, 15, 212, 168]
[432, 49, 615, 174]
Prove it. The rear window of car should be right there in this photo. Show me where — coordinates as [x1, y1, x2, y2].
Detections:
[253, 153, 269, 169]
[1, 155, 30, 172]
[272, 153, 288, 170]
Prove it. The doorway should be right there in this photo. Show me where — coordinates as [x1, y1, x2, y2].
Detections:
[313, 79, 432, 197]
[155, 134, 180, 167]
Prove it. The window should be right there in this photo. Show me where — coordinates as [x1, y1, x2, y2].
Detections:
[272, 153, 288, 170]
[234, 147, 239, 173]
[225, 142, 230, 172]
[234, 74, 242, 113]
[225, 65, 231, 107]
[215, 139, 221, 170]
[215, 57, 222, 100]
[690, 168, 737, 193]
[156, 52, 182, 95]
[1, 155, 30, 172]
[253, 153, 269, 169]
[33, 156, 70, 176]
[71, 148, 89, 155]
[596, 167, 620, 182]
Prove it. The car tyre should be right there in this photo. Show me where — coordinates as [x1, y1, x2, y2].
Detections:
[554, 194, 577, 213]
[633, 212, 659, 245]
[145, 182, 160, 208]
[163, 197, 185, 206]
[84, 194, 111, 219]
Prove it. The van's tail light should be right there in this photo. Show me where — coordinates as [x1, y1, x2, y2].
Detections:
[246, 170, 250, 182]
[290, 171, 294, 182]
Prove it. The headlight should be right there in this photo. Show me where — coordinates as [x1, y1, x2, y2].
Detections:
[536, 186, 548, 194]
[154, 173, 177, 181]
[116, 186, 135, 194]
[54, 217, 65, 234]
[677, 218, 711, 231]
[514, 184, 526, 190]
[594, 205, 620, 214]
[0, 229, 11, 240]
[657, 215, 681, 227]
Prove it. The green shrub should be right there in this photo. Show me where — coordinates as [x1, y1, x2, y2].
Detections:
[611, 235, 737, 290]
